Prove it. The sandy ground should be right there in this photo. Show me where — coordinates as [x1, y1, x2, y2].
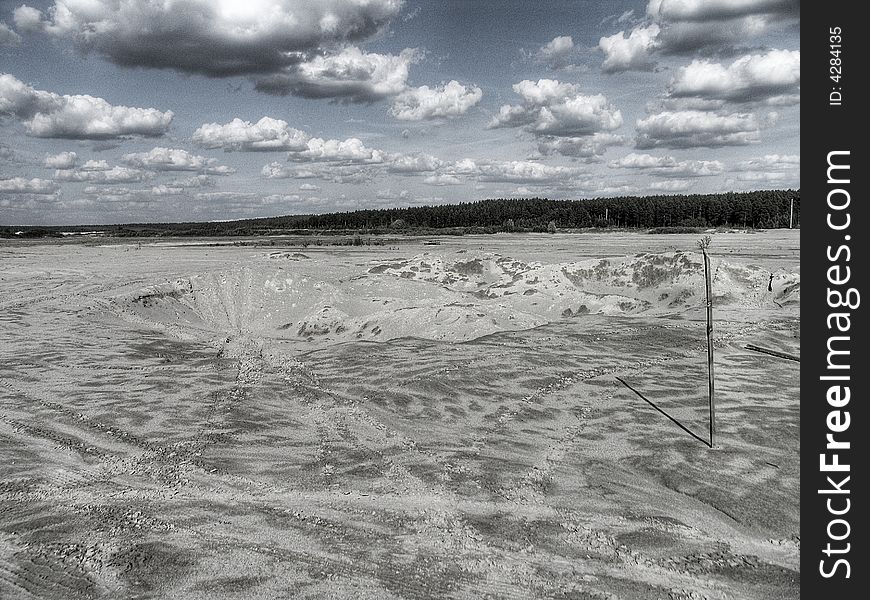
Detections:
[0, 231, 799, 599]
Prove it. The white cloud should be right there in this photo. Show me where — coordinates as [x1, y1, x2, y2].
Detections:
[149, 174, 216, 196]
[423, 174, 463, 186]
[573, 181, 640, 197]
[609, 152, 724, 176]
[15, 1, 405, 77]
[150, 185, 186, 196]
[55, 165, 153, 184]
[80, 159, 111, 171]
[635, 110, 760, 148]
[290, 137, 386, 163]
[390, 80, 482, 121]
[44, 151, 78, 169]
[385, 152, 443, 173]
[169, 174, 216, 188]
[0, 73, 173, 139]
[599, 24, 660, 73]
[261, 162, 319, 179]
[12, 6, 42, 32]
[536, 133, 625, 158]
[262, 162, 292, 179]
[599, 0, 798, 72]
[192, 117, 310, 151]
[0, 177, 58, 194]
[255, 46, 420, 102]
[121, 147, 228, 173]
[205, 165, 236, 176]
[299, 183, 320, 191]
[475, 160, 581, 183]
[668, 50, 800, 104]
[488, 80, 623, 156]
[533, 36, 577, 69]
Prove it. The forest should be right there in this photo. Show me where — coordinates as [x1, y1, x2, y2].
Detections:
[1, 189, 799, 238]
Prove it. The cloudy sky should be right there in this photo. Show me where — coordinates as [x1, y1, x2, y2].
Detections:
[1, 0, 800, 225]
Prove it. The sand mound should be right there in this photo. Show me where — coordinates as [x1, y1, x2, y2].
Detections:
[111, 250, 798, 347]
[370, 250, 800, 314]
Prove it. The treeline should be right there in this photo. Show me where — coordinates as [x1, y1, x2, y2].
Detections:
[1, 189, 799, 238]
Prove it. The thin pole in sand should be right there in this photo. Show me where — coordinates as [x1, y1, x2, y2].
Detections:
[789, 198, 794, 229]
[698, 236, 716, 448]
[745, 344, 800, 362]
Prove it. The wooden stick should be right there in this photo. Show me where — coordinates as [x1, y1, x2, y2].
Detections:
[745, 344, 800, 362]
[702, 246, 716, 449]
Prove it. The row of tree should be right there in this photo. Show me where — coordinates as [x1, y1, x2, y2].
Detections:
[273, 190, 798, 231]
[1, 190, 799, 237]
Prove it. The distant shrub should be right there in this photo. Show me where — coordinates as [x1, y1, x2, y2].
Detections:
[648, 226, 702, 234]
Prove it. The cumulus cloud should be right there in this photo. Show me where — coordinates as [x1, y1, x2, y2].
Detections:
[79, 159, 111, 171]
[475, 160, 581, 183]
[422, 174, 463, 186]
[635, 110, 760, 148]
[488, 79, 623, 157]
[532, 36, 578, 69]
[0, 73, 173, 139]
[150, 185, 186, 196]
[192, 117, 310, 151]
[44, 151, 78, 169]
[0, 22, 21, 47]
[54, 165, 153, 184]
[254, 46, 420, 102]
[15, 0, 404, 77]
[148, 175, 215, 196]
[262, 162, 293, 179]
[0, 177, 58, 194]
[668, 49, 800, 104]
[169, 174, 216, 188]
[385, 152, 443, 173]
[599, 24, 660, 73]
[121, 147, 231, 174]
[599, 0, 799, 73]
[261, 162, 320, 179]
[390, 80, 482, 120]
[290, 137, 386, 163]
[609, 152, 724, 176]
[536, 133, 625, 158]
[11, 6, 42, 32]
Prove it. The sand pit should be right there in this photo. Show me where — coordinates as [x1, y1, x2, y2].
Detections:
[0, 232, 799, 599]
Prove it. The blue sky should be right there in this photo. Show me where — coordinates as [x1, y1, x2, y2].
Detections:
[1, 0, 800, 225]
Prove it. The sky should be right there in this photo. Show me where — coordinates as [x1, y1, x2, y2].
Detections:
[0, 0, 800, 225]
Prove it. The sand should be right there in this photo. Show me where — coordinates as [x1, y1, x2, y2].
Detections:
[0, 231, 799, 599]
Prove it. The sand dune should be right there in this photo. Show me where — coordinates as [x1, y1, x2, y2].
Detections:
[112, 250, 800, 347]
